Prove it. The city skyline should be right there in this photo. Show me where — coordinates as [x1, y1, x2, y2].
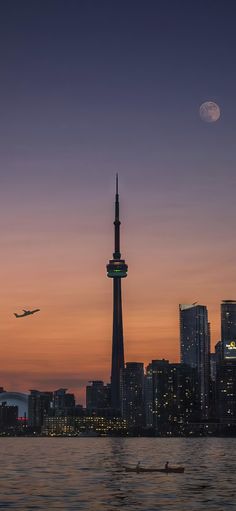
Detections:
[1, 170, 235, 403]
[1, 2, 236, 402]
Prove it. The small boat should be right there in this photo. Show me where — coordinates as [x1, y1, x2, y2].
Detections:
[124, 466, 184, 473]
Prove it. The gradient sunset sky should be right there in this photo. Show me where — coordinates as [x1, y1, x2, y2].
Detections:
[1, 1, 236, 402]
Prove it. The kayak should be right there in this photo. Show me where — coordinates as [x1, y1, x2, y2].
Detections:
[124, 466, 184, 473]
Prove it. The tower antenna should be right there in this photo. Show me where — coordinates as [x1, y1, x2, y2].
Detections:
[116, 173, 118, 195]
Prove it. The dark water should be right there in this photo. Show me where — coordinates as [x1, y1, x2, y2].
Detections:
[0, 438, 235, 510]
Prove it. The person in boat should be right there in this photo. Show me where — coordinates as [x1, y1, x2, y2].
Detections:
[165, 461, 169, 470]
[136, 461, 141, 472]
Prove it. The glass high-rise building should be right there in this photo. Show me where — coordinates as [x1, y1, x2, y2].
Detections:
[179, 303, 210, 417]
[86, 381, 110, 413]
[145, 359, 199, 433]
[28, 390, 53, 430]
[215, 360, 236, 423]
[121, 362, 144, 428]
[218, 300, 236, 360]
[221, 300, 236, 341]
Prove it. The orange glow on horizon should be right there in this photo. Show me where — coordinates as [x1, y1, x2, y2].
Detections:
[1, 184, 235, 405]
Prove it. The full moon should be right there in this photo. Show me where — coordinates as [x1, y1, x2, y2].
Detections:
[199, 101, 221, 123]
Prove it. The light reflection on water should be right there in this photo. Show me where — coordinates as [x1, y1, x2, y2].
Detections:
[0, 438, 235, 510]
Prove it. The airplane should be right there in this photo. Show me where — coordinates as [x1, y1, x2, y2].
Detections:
[14, 309, 40, 318]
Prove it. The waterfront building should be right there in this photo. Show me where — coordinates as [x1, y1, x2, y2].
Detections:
[215, 338, 236, 364]
[145, 363, 154, 429]
[53, 388, 75, 416]
[107, 175, 128, 412]
[145, 360, 199, 433]
[42, 415, 128, 436]
[121, 362, 144, 428]
[0, 402, 18, 432]
[179, 303, 210, 417]
[28, 390, 53, 430]
[215, 360, 236, 426]
[221, 300, 236, 341]
[0, 391, 28, 419]
[86, 381, 111, 414]
[42, 415, 75, 436]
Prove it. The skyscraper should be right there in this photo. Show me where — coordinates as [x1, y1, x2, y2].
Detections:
[214, 301, 236, 429]
[121, 362, 144, 428]
[86, 381, 110, 414]
[221, 300, 236, 341]
[28, 390, 53, 430]
[215, 360, 236, 426]
[215, 301, 236, 361]
[107, 176, 128, 412]
[179, 303, 210, 417]
[145, 359, 199, 433]
[53, 388, 75, 416]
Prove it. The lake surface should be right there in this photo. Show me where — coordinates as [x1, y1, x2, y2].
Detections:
[0, 438, 235, 510]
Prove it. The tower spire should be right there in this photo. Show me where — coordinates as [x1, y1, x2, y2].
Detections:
[116, 172, 118, 195]
[114, 174, 121, 259]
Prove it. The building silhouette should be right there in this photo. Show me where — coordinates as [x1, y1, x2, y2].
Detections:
[0, 402, 18, 433]
[0, 391, 28, 419]
[221, 300, 236, 341]
[212, 302, 236, 430]
[179, 303, 210, 418]
[107, 175, 128, 412]
[28, 390, 53, 430]
[145, 359, 199, 433]
[53, 388, 75, 416]
[42, 415, 127, 436]
[28, 389, 78, 430]
[214, 301, 236, 363]
[86, 381, 111, 415]
[121, 362, 144, 429]
[215, 360, 236, 429]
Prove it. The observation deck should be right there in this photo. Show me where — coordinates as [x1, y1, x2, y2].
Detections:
[107, 259, 128, 278]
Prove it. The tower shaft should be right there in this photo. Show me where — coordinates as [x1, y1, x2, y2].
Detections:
[111, 278, 124, 410]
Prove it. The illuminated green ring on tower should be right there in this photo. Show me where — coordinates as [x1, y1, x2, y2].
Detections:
[107, 259, 128, 278]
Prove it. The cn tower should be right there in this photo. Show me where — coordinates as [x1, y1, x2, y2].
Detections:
[107, 175, 128, 412]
